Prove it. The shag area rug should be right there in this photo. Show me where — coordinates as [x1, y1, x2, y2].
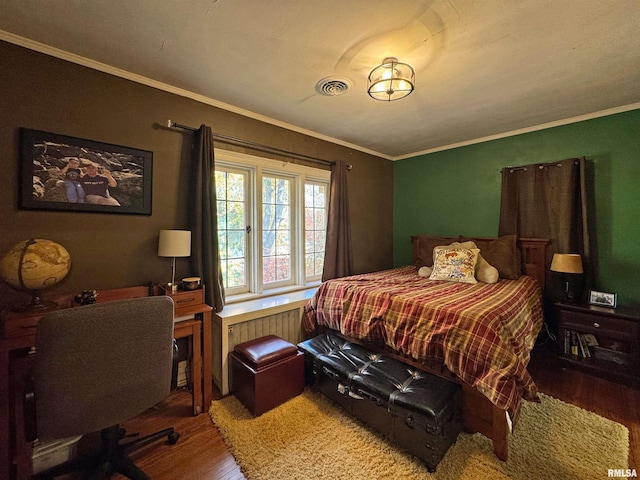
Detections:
[210, 389, 629, 480]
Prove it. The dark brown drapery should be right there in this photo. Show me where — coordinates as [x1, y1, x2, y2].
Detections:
[189, 125, 225, 312]
[322, 160, 353, 282]
[499, 157, 592, 293]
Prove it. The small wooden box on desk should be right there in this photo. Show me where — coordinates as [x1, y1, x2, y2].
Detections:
[555, 301, 640, 387]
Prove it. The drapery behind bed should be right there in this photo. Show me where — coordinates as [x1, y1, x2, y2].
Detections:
[499, 157, 592, 293]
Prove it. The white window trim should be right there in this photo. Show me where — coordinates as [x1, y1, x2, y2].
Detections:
[215, 164, 252, 297]
[215, 148, 330, 302]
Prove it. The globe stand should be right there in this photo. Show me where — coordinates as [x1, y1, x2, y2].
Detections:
[11, 290, 58, 313]
[29, 290, 58, 311]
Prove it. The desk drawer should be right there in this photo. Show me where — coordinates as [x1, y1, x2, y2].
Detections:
[165, 289, 204, 310]
[1, 310, 44, 338]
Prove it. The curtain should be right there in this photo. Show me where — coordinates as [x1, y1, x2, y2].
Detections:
[322, 160, 353, 282]
[189, 125, 225, 312]
[498, 157, 592, 295]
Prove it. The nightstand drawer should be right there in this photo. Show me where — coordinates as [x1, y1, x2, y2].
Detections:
[560, 310, 639, 342]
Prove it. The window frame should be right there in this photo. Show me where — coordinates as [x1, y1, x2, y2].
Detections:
[215, 164, 252, 296]
[215, 149, 330, 300]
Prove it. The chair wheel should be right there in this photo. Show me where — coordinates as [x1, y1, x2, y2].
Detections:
[168, 432, 180, 445]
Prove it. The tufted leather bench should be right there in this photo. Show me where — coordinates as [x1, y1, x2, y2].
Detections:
[231, 335, 304, 416]
[298, 334, 463, 471]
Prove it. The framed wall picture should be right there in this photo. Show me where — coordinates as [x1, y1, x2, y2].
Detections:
[589, 290, 617, 308]
[19, 128, 153, 215]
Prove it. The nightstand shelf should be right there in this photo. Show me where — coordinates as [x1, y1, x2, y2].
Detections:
[555, 301, 640, 387]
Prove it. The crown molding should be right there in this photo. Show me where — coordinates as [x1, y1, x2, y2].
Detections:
[0, 30, 392, 161]
[392, 102, 640, 160]
[3, 30, 637, 163]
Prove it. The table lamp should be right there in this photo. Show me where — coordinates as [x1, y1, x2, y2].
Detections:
[158, 230, 191, 292]
[550, 253, 583, 301]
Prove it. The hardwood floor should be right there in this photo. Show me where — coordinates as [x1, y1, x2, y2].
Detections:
[110, 389, 245, 480]
[110, 341, 638, 479]
[527, 338, 639, 471]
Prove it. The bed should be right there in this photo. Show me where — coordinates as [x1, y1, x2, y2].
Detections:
[302, 236, 549, 461]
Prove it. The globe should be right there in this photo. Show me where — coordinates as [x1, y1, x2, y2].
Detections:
[0, 238, 71, 310]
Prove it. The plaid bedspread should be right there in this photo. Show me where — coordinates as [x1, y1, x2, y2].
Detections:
[303, 266, 544, 415]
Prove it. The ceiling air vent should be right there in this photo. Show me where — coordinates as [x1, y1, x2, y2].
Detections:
[315, 76, 352, 96]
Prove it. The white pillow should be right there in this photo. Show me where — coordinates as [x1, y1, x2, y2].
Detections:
[418, 266, 433, 277]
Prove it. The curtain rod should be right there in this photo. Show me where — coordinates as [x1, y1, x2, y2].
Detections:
[500, 161, 570, 174]
[167, 120, 351, 169]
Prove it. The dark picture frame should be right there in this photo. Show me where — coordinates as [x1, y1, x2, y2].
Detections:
[19, 128, 153, 215]
[589, 290, 617, 308]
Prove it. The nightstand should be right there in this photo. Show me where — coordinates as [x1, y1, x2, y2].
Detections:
[555, 302, 640, 387]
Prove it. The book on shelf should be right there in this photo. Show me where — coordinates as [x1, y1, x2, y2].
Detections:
[563, 329, 599, 358]
[570, 331, 579, 356]
[577, 333, 590, 357]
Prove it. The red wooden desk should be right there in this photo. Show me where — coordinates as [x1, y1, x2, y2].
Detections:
[0, 287, 213, 480]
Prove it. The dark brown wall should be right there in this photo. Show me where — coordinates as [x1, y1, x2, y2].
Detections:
[0, 41, 393, 310]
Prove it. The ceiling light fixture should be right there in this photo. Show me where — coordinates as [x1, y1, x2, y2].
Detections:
[367, 57, 415, 102]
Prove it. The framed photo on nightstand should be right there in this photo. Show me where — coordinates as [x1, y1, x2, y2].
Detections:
[589, 290, 617, 308]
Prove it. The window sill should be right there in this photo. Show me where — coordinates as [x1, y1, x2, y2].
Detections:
[224, 282, 320, 306]
[217, 285, 319, 322]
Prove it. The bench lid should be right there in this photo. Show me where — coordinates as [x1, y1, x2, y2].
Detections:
[234, 335, 298, 369]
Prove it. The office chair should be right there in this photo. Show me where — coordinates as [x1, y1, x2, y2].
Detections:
[26, 296, 180, 480]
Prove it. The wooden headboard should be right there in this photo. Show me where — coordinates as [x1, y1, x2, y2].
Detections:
[518, 238, 549, 290]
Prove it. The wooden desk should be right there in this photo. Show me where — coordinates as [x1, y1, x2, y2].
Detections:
[173, 303, 213, 413]
[0, 287, 213, 480]
[173, 319, 202, 415]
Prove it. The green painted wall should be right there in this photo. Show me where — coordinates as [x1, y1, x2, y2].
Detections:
[393, 109, 640, 306]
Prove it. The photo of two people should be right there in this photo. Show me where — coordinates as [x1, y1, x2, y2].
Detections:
[20, 129, 153, 215]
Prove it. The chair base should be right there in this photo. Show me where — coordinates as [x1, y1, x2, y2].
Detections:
[33, 424, 180, 480]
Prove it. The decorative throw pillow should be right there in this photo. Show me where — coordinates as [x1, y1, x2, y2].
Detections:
[448, 241, 499, 284]
[460, 235, 520, 279]
[476, 256, 499, 284]
[429, 247, 480, 284]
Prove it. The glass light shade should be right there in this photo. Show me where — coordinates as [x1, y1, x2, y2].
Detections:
[550, 253, 583, 274]
[367, 57, 415, 101]
[158, 230, 191, 257]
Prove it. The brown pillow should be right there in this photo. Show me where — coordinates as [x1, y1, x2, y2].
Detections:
[411, 234, 461, 267]
[460, 235, 520, 279]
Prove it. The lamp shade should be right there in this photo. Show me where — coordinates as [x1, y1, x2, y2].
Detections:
[550, 253, 583, 274]
[367, 57, 415, 101]
[158, 230, 191, 257]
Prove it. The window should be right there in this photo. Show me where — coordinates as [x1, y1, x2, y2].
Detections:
[215, 150, 330, 298]
[262, 175, 292, 285]
[216, 168, 249, 294]
[304, 182, 327, 278]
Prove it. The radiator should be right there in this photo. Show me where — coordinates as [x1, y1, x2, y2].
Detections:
[227, 308, 302, 351]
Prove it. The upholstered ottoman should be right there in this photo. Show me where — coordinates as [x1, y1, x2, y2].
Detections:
[298, 334, 463, 472]
[230, 335, 304, 416]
